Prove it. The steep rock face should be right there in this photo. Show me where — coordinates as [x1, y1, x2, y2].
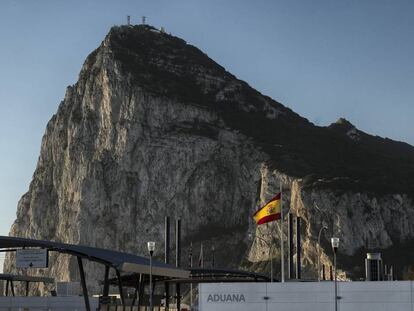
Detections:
[5, 25, 414, 291]
[248, 168, 414, 280]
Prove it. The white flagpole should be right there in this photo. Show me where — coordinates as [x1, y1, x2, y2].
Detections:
[190, 242, 193, 308]
[280, 183, 285, 283]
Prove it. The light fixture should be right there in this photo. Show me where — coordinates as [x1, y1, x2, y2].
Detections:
[331, 237, 340, 311]
[147, 241, 155, 254]
[147, 241, 156, 311]
[331, 237, 339, 252]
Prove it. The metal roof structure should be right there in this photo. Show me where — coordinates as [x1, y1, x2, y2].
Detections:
[106, 267, 271, 287]
[0, 236, 189, 310]
[0, 236, 188, 278]
[187, 267, 271, 282]
[102, 267, 271, 308]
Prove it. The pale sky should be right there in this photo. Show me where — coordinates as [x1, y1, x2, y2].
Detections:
[0, 0, 413, 243]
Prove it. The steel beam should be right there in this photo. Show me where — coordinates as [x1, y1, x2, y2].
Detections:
[77, 256, 91, 311]
[10, 280, 15, 296]
[138, 274, 145, 307]
[103, 265, 110, 297]
[5, 280, 9, 296]
[296, 217, 301, 279]
[175, 219, 181, 311]
[288, 213, 294, 279]
[131, 273, 142, 306]
[165, 216, 170, 310]
[115, 268, 125, 306]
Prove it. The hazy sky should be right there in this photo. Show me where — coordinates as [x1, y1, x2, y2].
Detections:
[0, 0, 413, 239]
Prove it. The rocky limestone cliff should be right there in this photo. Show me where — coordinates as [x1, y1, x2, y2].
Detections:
[5, 25, 414, 293]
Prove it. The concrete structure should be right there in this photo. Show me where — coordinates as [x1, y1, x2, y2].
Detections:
[365, 253, 383, 281]
[0, 296, 98, 310]
[199, 281, 414, 311]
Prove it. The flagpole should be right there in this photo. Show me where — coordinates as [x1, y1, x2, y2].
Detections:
[280, 183, 285, 283]
[190, 242, 193, 308]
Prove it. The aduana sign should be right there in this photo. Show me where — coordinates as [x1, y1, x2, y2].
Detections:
[206, 293, 246, 303]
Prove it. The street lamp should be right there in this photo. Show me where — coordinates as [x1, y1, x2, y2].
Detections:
[331, 237, 339, 311]
[317, 225, 328, 281]
[249, 233, 273, 282]
[147, 241, 156, 311]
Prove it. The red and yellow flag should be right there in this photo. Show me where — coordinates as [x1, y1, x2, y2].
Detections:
[253, 193, 281, 225]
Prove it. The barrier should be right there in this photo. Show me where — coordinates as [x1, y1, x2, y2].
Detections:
[0, 296, 99, 311]
[101, 306, 180, 311]
[199, 281, 414, 311]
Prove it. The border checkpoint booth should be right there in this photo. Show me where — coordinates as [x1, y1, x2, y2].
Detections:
[0, 236, 190, 310]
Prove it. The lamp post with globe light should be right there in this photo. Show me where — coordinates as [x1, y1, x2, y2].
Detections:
[331, 237, 339, 311]
[147, 241, 155, 311]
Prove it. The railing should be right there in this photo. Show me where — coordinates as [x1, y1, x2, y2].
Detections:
[101, 307, 181, 311]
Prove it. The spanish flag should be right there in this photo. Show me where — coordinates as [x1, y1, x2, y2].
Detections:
[253, 193, 281, 225]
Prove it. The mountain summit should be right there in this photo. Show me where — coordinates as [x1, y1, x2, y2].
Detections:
[5, 25, 414, 290]
[107, 25, 414, 195]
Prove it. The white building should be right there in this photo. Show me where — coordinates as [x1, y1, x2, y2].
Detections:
[199, 281, 414, 311]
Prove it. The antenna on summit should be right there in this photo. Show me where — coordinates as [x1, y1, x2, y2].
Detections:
[127, 15, 131, 25]
[141, 16, 146, 25]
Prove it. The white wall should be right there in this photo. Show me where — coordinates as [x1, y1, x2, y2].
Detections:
[199, 281, 414, 311]
[0, 296, 98, 311]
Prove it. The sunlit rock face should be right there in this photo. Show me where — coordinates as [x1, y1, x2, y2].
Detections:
[5, 25, 414, 293]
